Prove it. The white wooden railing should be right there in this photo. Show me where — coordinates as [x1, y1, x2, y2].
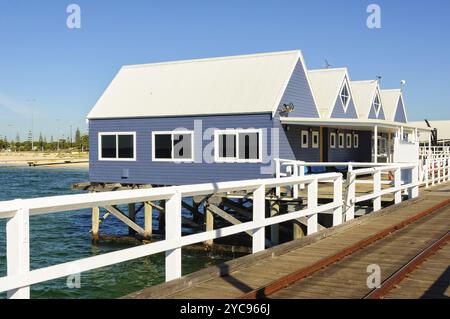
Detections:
[0, 173, 343, 299]
[419, 147, 450, 187]
[275, 159, 420, 221]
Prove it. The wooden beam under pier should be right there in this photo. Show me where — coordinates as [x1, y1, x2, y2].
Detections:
[103, 205, 145, 237]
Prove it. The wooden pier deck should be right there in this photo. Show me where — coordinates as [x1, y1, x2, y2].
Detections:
[125, 182, 450, 299]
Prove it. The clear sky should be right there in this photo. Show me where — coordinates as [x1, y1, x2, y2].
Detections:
[0, 0, 449, 141]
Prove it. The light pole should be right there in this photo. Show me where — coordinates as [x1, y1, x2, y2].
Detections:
[56, 119, 61, 152]
[26, 99, 36, 151]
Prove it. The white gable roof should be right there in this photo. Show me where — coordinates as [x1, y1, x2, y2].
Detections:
[87, 50, 305, 119]
[307, 68, 352, 118]
[380, 89, 408, 122]
[351, 80, 381, 118]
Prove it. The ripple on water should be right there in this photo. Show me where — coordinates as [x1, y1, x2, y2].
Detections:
[0, 166, 233, 299]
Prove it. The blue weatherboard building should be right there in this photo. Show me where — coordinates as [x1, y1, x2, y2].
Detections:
[87, 50, 414, 186]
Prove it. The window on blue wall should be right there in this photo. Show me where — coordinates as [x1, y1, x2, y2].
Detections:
[340, 83, 350, 108]
[353, 134, 359, 148]
[301, 130, 309, 148]
[330, 133, 336, 149]
[338, 133, 345, 148]
[346, 134, 352, 149]
[215, 129, 262, 163]
[153, 132, 193, 161]
[154, 134, 172, 159]
[99, 133, 136, 160]
[239, 132, 259, 160]
[101, 135, 116, 158]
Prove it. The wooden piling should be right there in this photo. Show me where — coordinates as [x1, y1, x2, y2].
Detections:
[92, 206, 100, 243]
[205, 203, 214, 247]
[144, 202, 152, 239]
[159, 200, 166, 235]
[128, 203, 136, 235]
[270, 201, 280, 245]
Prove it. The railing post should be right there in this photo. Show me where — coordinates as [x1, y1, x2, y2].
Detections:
[165, 191, 182, 282]
[292, 164, 299, 199]
[332, 175, 343, 226]
[307, 179, 318, 235]
[345, 171, 355, 221]
[6, 200, 30, 299]
[299, 163, 305, 190]
[275, 159, 281, 197]
[409, 165, 419, 199]
[425, 159, 429, 188]
[252, 184, 266, 253]
[373, 170, 382, 212]
[394, 167, 401, 204]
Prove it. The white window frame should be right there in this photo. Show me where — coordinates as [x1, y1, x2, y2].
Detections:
[338, 133, 345, 149]
[98, 132, 137, 161]
[214, 129, 263, 163]
[340, 82, 350, 111]
[346, 133, 352, 149]
[373, 93, 381, 116]
[330, 132, 337, 149]
[152, 131, 194, 162]
[353, 134, 359, 148]
[312, 131, 319, 149]
[301, 130, 309, 148]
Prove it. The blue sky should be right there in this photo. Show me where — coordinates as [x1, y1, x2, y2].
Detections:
[0, 0, 449, 141]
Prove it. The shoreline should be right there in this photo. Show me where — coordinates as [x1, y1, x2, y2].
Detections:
[0, 152, 89, 169]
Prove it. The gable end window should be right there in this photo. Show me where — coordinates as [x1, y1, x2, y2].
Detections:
[152, 131, 194, 162]
[373, 94, 381, 113]
[99, 132, 136, 161]
[215, 129, 262, 163]
[340, 83, 350, 108]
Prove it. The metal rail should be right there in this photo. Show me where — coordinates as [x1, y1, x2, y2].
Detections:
[240, 197, 450, 299]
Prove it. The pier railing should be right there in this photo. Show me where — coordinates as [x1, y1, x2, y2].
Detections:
[275, 159, 420, 220]
[0, 172, 343, 299]
[418, 147, 450, 187]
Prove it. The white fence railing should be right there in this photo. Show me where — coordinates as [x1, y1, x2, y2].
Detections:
[0, 173, 343, 299]
[275, 159, 420, 221]
[419, 147, 450, 187]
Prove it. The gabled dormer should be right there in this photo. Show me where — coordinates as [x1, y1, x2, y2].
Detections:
[307, 68, 358, 119]
[351, 80, 385, 120]
[380, 89, 408, 123]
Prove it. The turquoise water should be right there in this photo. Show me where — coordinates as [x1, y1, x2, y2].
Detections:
[0, 166, 233, 299]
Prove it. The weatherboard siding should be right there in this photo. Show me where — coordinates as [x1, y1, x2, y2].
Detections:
[278, 60, 319, 118]
[323, 129, 372, 162]
[89, 114, 275, 185]
[330, 96, 358, 119]
[394, 99, 407, 123]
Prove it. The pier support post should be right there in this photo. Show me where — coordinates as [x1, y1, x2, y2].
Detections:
[159, 200, 166, 235]
[92, 207, 100, 243]
[204, 203, 214, 247]
[144, 202, 152, 239]
[270, 201, 280, 245]
[128, 203, 136, 235]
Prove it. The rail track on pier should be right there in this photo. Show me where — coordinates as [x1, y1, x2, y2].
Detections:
[126, 183, 450, 299]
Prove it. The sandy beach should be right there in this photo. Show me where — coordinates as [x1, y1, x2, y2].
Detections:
[0, 151, 89, 168]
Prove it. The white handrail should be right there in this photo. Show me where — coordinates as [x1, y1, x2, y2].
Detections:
[0, 173, 343, 299]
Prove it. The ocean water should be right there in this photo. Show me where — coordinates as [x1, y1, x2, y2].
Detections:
[0, 166, 234, 299]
